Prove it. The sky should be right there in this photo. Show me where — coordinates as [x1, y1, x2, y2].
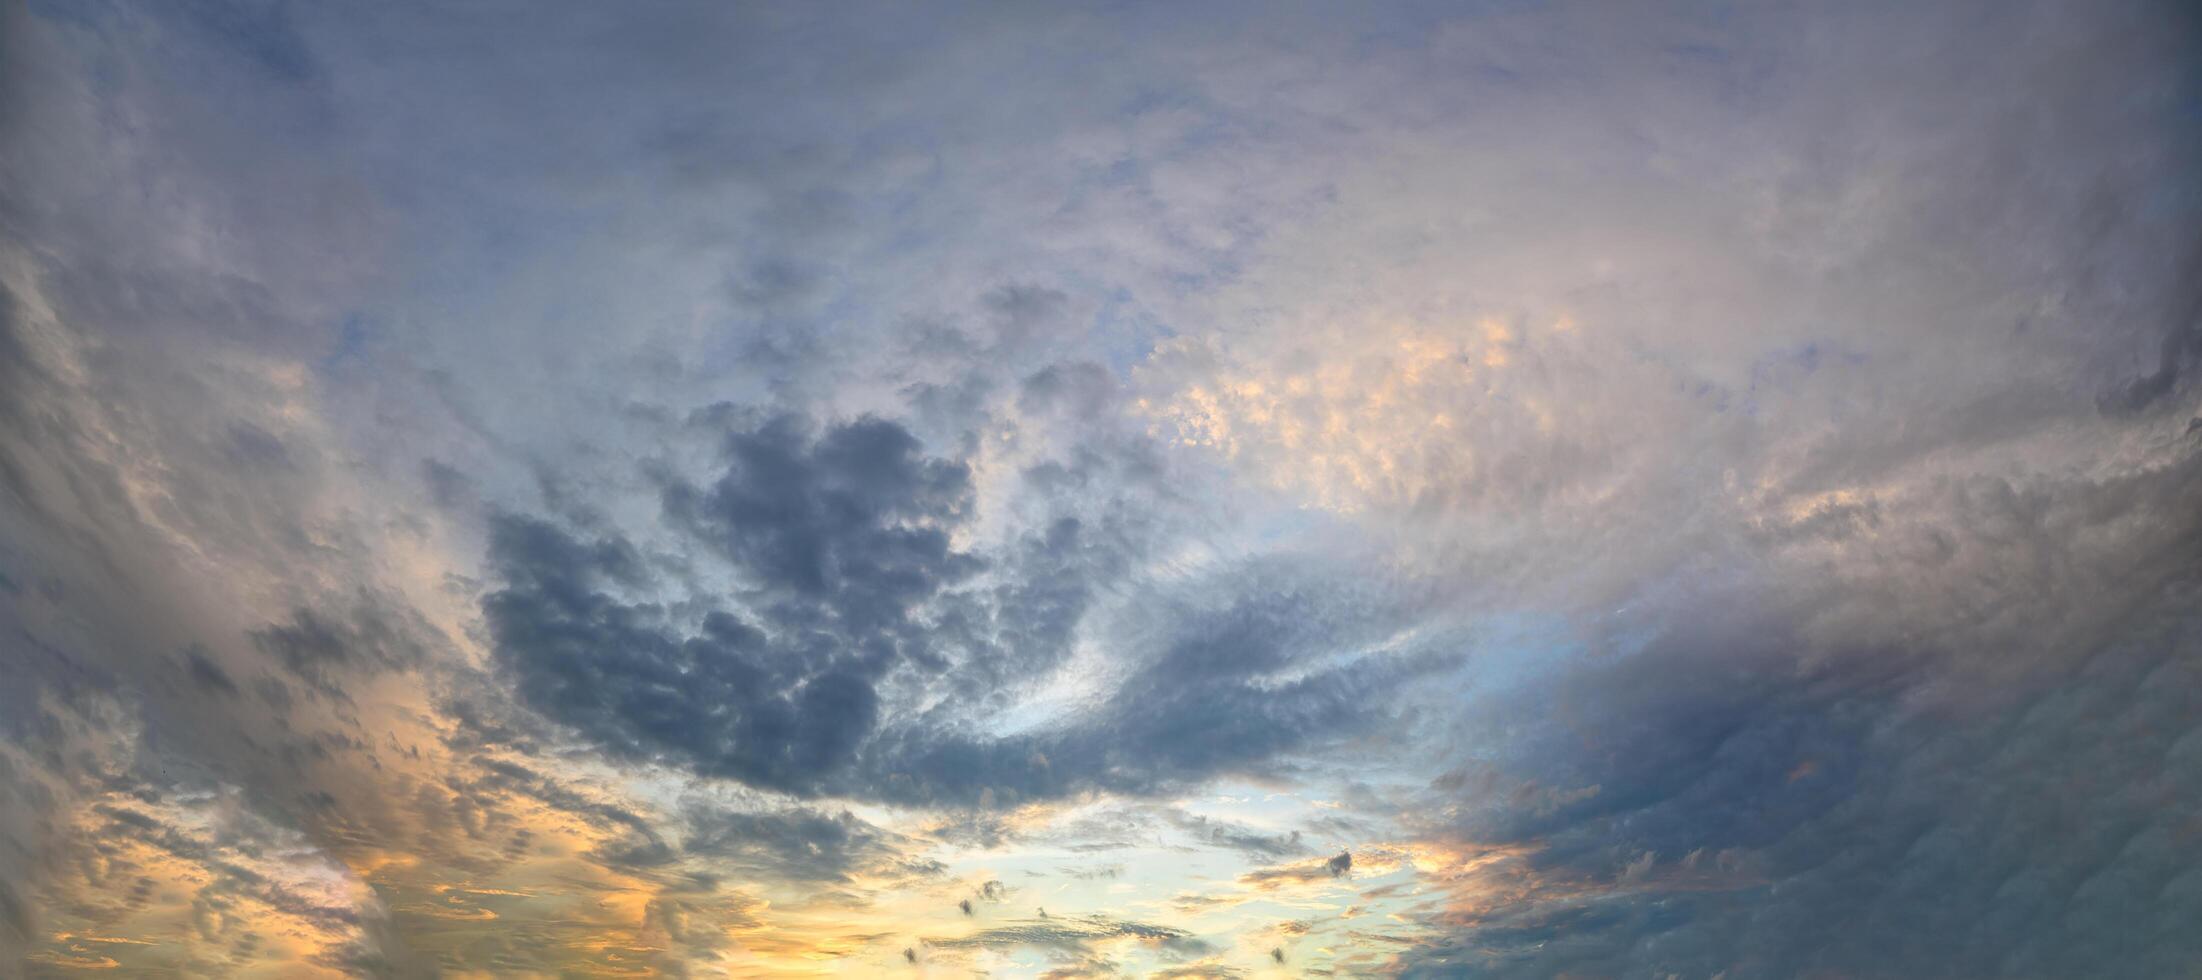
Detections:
[2, 0, 2200, 976]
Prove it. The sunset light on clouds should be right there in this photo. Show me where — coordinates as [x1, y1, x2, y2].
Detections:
[3, 1, 2201, 976]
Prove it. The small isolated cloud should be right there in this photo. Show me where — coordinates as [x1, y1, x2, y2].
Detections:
[1241, 850, 1355, 891]
[928, 913, 1212, 959]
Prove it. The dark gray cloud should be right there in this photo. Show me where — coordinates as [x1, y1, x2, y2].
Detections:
[485, 511, 878, 791]
[679, 803, 933, 884]
[925, 912, 1211, 959]
[251, 602, 431, 698]
[1395, 453, 2202, 978]
[859, 561, 1448, 805]
[2099, 238, 2202, 417]
[1168, 812, 1308, 860]
[488, 409, 1446, 806]
[177, 645, 240, 698]
[484, 411, 984, 792]
[660, 413, 979, 631]
[1241, 851, 1354, 890]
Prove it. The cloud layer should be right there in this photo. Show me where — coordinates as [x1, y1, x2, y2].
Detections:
[3, 0, 2199, 976]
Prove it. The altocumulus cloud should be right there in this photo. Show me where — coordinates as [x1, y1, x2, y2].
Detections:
[485, 411, 977, 791]
[488, 409, 1448, 805]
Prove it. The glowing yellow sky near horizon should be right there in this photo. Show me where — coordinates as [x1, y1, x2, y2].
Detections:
[13, 642, 1552, 977]
[22, 762, 1532, 977]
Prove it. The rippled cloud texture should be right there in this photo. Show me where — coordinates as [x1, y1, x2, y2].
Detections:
[3, 1, 2200, 976]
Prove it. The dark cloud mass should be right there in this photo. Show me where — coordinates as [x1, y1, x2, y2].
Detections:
[484, 411, 994, 792]
[490, 411, 1440, 804]
[485, 507, 888, 791]
[1393, 447, 2202, 977]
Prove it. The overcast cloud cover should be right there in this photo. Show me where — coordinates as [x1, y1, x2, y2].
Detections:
[3, 0, 2200, 976]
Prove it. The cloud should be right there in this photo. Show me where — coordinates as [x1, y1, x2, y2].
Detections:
[5, 0, 2200, 975]
[489, 406, 1450, 806]
[33, 784, 389, 975]
[1241, 850, 1356, 891]
[251, 601, 432, 698]
[1167, 810, 1309, 859]
[680, 803, 921, 884]
[925, 912, 1211, 958]
[660, 412, 979, 620]
[484, 411, 987, 792]
[1391, 451, 2202, 977]
[177, 646, 240, 698]
[460, 757, 675, 872]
